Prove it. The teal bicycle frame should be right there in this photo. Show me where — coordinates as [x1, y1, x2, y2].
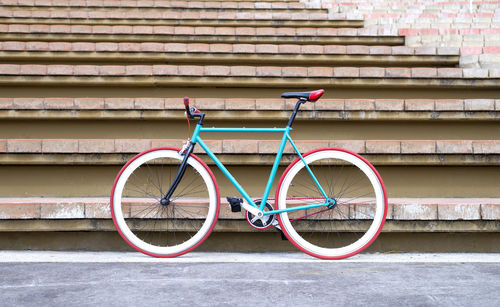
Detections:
[190, 124, 334, 216]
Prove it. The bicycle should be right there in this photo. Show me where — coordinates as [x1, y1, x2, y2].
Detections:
[110, 89, 388, 259]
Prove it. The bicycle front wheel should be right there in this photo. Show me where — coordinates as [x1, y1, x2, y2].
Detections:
[276, 148, 387, 259]
[111, 147, 220, 257]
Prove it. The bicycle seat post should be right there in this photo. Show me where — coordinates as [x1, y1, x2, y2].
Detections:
[287, 98, 306, 128]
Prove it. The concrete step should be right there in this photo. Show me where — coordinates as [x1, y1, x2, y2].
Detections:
[0, 198, 498, 233]
[0, 64, 497, 89]
[0, 51, 459, 67]
[0, 17, 361, 28]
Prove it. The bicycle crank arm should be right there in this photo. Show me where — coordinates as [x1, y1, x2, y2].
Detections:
[241, 202, 263, 217]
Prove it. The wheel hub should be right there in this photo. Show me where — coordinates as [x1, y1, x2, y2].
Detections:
[160, 198, 170, 206]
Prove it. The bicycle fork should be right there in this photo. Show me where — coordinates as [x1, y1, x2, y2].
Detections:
[160, 141, 195, 206]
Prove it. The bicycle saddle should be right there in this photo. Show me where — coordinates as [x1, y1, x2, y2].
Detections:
[281, 89, 325, 102]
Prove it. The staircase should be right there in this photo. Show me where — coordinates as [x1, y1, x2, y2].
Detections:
[0, 0, 498, 252]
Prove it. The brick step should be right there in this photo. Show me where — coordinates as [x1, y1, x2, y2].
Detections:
[0, 64, 498, 88]
[0, 51, 459, 67]
[0, 33, 404, 46]
[0, 198, 498, 226]
[1, 139, 498, 156]
[1, 0, 307, 9]
[0, 17, 362, 28]
[1, 97, 497, 113]
[0, 5, 326, 14]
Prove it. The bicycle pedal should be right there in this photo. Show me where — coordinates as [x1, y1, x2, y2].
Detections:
[226, 197, 243, 213]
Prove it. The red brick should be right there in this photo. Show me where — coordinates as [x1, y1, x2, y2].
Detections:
[337, 28, 357, 36]
[405, 99, 434, 111]
[481, 203, 500, 220]
[7, 139, 42, 153]
[483, 46, 500, 54]
[258, 140, 294, 154]
[230, 66, 256, 76]
[294, 140, 329, 153]
[333, 67, 359, 77]
[278, 44, 301, 54]
[187, 43, 210, 52]
[366, 140, 400, 154]
[315, 99, 343, 111]
[437, 68, 463, 78]
[74, 98, 104, 109]
[235, 27, 256, 36]
[194, 140, 222, 154]
[25, 41, 48, 51]
[324, 45, 346, 54]
[92, 25, 113, 34]
[0, 139, 6, 152]
[152, 65, 177, 75]
[74, 65, 99, 75]
[346, 45, 369, 54]
[42, 139, 78, 153]
[2, 41, 26, 51]
[438, 204, 480, 220]
[256, 66, 281, 77]
[217, 11, 236, 20]
[276, 27, 296, 36]
[71, 25, 92, 33]
[301, 45, 323, 54]
[204, 65, 230, 76]
[209, 44, 232, 53]
[44, 97, 73, 109]
[308, 67, 333, 77]
[392, 46, 414, 55]
[95, 42, 118, 52]
[134, 98, 163, 109]
[460, 46, 482, 56]
[115, 139, 152, 153]
[20, 64, 47, 75]
[436, 140, 473, 154]
[79, 139, 114, 153]
[401, 140, 436, 154]
[256, 27, 276, 36]
[126, 65, 153, 76]
[0, 98, 13, 109]
[138, 42, 163, 52]
[435, 99, 463, 111]
[174, 26, 194, 35]
[255, 98, 284, 110]
[414, 47, 436, 55]
[150, 139, 184, 149]
[317, 28, 337, 36]
[69, 10, 87, 18]
[112, 25, 133, 34]
[29, 24, 50, 33]
[0, 64, 20, 75]
[329, 140, 365, 153]
[72, 42, 95, 52]
[282, 67, 307, 77]
[178, 65, 203, 76]
[8, 24, 30, 33]
[41, 202, 85, 219]
[104, 98, 134, 109]
[360, 67, 385, 78]
[48, 42, 72, 51]
[132, 26, 153, 34]
[152, 26, 174, 35]
[47, 65, 73, 75]
[0, 204, 40, 219]
[386, 68, 411, 78]
[464, 99, 494, 111]
[49, 24, 71, 33]
[472, 141, 500, 154]
[12, 98, 43, 109]
[370, 46, 392, 55]
[344, 99, 374, 111]
[392, 203, 437, 220]
[225, 98, 255, 110]
[375, 99, 404, 111]
[99, 65, 126, 76]
[255, 44, 278, 53]
[194, 98, 224, 110]
[296, 27, 316, 36]
[233, 44, 255, 53]
[85, 201, 111, 219]
[411, 67, 437, 78]
[180, 11, 201, 19]
[164, 43, 187, 52]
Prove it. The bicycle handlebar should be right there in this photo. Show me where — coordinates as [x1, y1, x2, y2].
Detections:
[183, 97, 202, 119]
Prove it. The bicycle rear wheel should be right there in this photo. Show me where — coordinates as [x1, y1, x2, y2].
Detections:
[275, 148, 387, 259]
[111, 148, 220, 257]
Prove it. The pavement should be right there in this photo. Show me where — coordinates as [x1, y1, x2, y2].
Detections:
[0, 251, 499, 306]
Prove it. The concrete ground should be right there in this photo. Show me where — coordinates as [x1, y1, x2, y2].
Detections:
[0, 252, 499, 306]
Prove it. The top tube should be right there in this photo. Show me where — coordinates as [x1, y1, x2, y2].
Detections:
[199, 127, 287, 133]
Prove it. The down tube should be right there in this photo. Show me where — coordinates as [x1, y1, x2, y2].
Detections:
[195, 137, 258, 208]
